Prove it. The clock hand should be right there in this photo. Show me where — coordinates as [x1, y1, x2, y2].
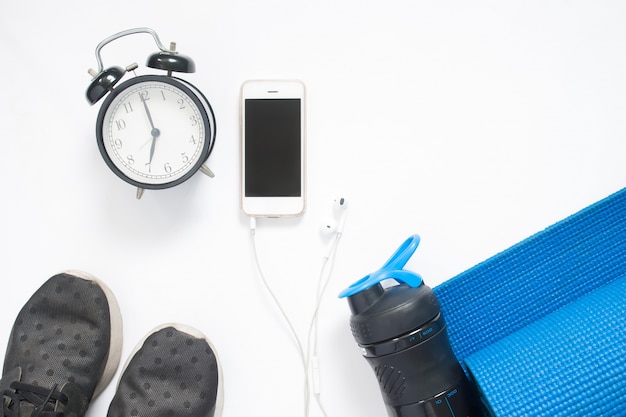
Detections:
[140, 94, 157, 130]
[148, 131, 157, 164]
[139, 94, 161, 164]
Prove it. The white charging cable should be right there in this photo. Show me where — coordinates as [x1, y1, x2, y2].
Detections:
[249, 216, 311, 415]
[248, 199, 346, 417]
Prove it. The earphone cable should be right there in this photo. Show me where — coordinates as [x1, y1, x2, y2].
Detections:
[249, 216, 342, 417]
[306, 232, 341, 417]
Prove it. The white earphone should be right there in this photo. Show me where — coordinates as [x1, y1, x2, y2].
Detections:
[321, 197, 348, 237]
[250, 196, 349, 417]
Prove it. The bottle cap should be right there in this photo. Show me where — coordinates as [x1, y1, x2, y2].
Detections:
[338, 234, 423, 298]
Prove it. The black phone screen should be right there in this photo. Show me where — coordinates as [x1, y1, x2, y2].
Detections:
[244, 98, 302, 197]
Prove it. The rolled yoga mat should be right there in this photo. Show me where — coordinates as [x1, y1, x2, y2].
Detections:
[465, 274, 626, 416]
[432, 187, 626, 416]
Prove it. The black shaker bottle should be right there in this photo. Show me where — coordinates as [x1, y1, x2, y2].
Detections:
[339, 235, 480, 417]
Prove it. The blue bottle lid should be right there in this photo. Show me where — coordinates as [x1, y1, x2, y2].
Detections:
[338, 234, 423, 298]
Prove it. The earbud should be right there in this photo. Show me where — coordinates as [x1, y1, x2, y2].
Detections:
[321, 197, 348, 237]
[334, 196, 347, 210]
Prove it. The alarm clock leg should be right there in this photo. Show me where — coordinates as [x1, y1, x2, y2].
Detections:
[200, 164, 215, 178]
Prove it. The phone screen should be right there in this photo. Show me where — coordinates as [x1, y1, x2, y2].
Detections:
[244, 98, 302, 197]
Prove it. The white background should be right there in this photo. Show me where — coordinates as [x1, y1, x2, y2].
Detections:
[1, 1, 625, 416]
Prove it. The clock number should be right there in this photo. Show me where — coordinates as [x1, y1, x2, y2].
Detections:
[145, 162, 152, 173]
[181, 153, 189, 164]
[189, 134, 197, 145]
[177, 98, 186, 110]
[190, 115, 198, 126]
[161, 91, 167, 100]
[139, 90, 150, 101]
[123, 102, 134, 113]
[164, 162, 172, 173]
[115, 120, 127, 130]
[114, 139, 123, 149]
[127, 155, 135, 165]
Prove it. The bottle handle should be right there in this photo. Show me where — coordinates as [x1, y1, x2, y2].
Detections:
[381, 234, 421, 270]
[338, 234, 423, 298]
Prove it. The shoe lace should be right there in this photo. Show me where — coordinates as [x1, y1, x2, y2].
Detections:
[2, 382, 68, 417]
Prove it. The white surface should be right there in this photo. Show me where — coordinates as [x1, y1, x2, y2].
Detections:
[1, 1, 625, 416]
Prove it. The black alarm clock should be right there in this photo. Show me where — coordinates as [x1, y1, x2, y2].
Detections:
[86, 28, 216, 199]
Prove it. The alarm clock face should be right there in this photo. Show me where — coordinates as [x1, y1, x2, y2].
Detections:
[96, 75, 213, 189]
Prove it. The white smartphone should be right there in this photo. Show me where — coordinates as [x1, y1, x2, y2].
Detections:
[240, 80, 306, 217]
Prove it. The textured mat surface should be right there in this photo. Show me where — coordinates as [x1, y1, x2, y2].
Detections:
[465, 274, 626, 416]
[432, 188, 626, 416]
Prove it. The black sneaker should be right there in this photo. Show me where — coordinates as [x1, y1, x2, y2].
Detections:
[0, 271, 123, 417]
[107, 324, 223, 417]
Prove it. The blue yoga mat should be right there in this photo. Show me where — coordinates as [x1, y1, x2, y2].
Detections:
[465, 274, 626, 416]
[432, 188, 626, 416]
